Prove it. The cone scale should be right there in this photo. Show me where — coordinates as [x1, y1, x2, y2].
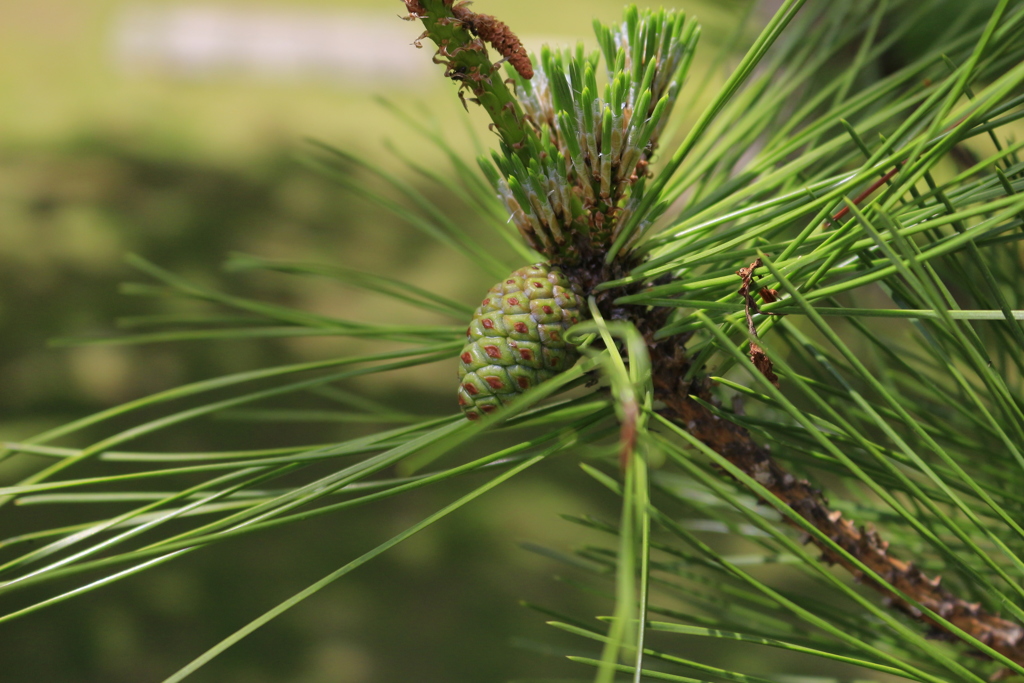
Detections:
[457, 264, 586, 420]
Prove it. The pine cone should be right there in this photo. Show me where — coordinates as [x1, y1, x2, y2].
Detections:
[458, 264, 586, 420]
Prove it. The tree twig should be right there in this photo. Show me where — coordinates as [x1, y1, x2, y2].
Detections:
[645, 329, 1024, 665]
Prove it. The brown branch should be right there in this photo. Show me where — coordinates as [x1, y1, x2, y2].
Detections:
[736, 258, 779, 387]
[450, 1, 533, 79]
[401, 0, 426, 17]
[830, 164, 901, 224]
[645, 331, 1024, 665]
[830, 116, 969, 226]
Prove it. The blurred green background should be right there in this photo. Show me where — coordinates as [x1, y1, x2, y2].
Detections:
[0, 1, 764, 681]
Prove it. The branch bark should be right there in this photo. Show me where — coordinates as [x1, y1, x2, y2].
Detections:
[647, 331, 1024, 665]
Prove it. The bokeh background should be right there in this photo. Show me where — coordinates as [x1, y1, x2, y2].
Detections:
[0, 1, 821, 681]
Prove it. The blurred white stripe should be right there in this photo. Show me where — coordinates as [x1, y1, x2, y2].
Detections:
[113, 4, 435, 85]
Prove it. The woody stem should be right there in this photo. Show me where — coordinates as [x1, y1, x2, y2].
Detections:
[408, 0, 534, 155]
[646, 330, 1024, 666]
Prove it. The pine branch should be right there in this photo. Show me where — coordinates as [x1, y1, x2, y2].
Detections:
[650, 353, 1024, 665]
[401, 0, 1024, 668]
[401, 0, 534, 154]
[7, 2, 1022, 678]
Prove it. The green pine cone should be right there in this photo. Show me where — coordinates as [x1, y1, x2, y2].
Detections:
[457, 263, 586, 420]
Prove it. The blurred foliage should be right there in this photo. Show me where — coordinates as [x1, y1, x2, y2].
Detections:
[0, 134, 622, 683]
[0, 1, 731, 680]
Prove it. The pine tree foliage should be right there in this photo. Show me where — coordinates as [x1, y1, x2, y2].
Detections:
[3, 0, 1024, 681]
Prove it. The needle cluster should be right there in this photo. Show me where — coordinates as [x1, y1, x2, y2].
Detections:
[479, 8, 699, 261]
